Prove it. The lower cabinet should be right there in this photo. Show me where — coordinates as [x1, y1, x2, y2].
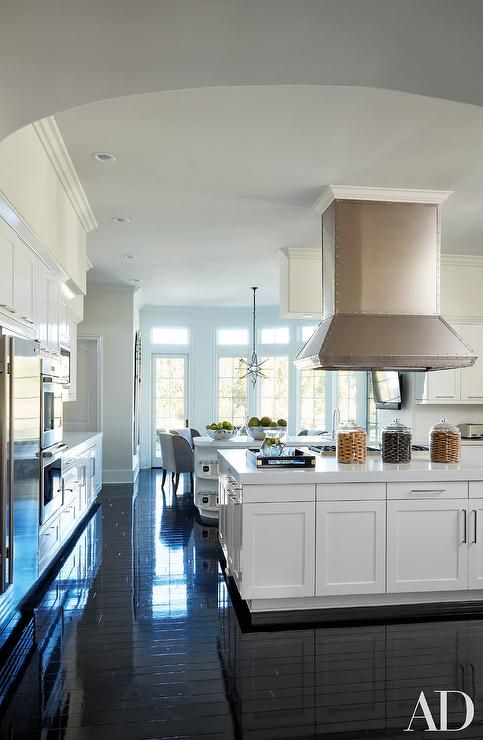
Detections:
[241, 501, 315, 600]
[468, 501, 483, 589]
[316, 500, 386, 596]
[387, 499, 469, 592]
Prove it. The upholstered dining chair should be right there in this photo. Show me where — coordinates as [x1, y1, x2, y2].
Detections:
[157, 431, 194, 494]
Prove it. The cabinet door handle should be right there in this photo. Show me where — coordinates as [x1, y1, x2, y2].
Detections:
[21, 316, 35, 325]
[462, 509, 468, 544]
[410, 488, 446, 494]
[474, 509, 478, 544]
[0, 305, 16, 314]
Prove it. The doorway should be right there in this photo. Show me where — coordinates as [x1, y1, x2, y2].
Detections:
[151, 354, 189, 467]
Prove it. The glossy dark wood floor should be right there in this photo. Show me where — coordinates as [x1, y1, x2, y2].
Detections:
[3, 470, 483, 738]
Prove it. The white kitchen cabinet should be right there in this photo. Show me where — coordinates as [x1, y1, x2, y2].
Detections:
[36, 263, 49, 349]
[12, 237, 36, 326]
[423, 368, 460, 402]
[0, 217, 14, 314]
[47, 274, 60, 354]
[418, 322, 483, 404]
[468, 502, 483, 589]
[460, 324, 483, 401]
[387, 499, 468, 593]
[64, 318, 77, 401]
[241, 500, 315, 600]
[93, 435, 102, 494]
[59, 295, 70, 347]
[316, 500, 386, 596]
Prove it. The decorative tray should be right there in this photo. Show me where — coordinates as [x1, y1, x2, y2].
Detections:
[246, 448, 316, 468]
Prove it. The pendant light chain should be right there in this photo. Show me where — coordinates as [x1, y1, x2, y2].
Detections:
[241, 286, 268, 386]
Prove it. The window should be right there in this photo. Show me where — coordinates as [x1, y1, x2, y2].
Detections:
[259, 356, 289, 422]
[299, 369, 326, 430]
[217, 357, 248, 425]
[151, 327, 189, 344]
[336, 371, 358, 423]
[300, 325, 317, 344]
[260, 326, 289, 344]
[217, 328, 249, 346]
[153, 355, 188, 459]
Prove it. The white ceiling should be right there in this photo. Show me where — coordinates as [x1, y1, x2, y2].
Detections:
[4, 1, 483, 144]
[56, 85, 483, 306]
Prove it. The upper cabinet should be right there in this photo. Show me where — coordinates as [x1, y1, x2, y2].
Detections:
[279, 248, 323, 319]
[0, 218, 14, 314]
[460, 324, 483, 401]
[418, 322, 483, 404]
[13, 237, 36, 326]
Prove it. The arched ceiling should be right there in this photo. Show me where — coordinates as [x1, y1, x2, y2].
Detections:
[56, 85, 483, 306]
[3, 0, 483, 142]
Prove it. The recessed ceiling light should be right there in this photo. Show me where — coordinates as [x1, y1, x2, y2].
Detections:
[123, 254, 136, 260]
[112, 217, 131, 224]
[92, 151, 116, 164]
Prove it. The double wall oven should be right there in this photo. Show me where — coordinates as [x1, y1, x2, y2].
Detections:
[40, 355, 68, 524]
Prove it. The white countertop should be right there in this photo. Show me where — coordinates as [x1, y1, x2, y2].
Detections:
[218, 448, 483, 484]
[63, 431, 102, 452]
[194, 435, 327, 448]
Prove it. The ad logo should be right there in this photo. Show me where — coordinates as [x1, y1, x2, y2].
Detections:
[405, 691, 474, 732]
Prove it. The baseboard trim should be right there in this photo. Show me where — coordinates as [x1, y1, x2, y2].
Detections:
[103, 468, 138, 484]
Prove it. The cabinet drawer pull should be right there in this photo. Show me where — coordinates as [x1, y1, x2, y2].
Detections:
[0, 305, 16, 314]
[467, 396, 483, 399]
[21, 316, 35, 325]
[435, 395, 454, 399]
[410, 488, 446, 494]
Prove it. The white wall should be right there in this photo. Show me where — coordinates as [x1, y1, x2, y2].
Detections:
[79, 286, 138, 483]
[0, 124, 88, 294]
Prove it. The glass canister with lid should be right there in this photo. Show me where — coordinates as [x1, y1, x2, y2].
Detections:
[381, 418, 412, 463]
[429, 418, 461, 463]
[337, 421, 367, 464]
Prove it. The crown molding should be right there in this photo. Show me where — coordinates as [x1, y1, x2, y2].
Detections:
[313, 185, 453, 214]
[33, 116, 97, 234]
[276, 247, 321, 265]
[86, 282, 137, 295]
[441, 254, 483, 268]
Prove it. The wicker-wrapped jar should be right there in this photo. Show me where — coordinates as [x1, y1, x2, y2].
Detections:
[381, 418, 412, 464]
[429, 418, 461, 463]
[337, 421, 367, 464]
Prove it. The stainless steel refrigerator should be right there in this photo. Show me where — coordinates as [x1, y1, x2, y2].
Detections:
[0, 332, 41, 645]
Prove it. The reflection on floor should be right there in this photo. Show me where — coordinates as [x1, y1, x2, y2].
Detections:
[1, 470, 483, 738]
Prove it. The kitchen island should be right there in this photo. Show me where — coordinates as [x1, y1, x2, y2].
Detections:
[218, 449, 483, 624]
[193, 434, 324, 521]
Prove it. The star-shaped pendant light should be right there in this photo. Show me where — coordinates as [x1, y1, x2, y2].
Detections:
[241, 287, 268, 386]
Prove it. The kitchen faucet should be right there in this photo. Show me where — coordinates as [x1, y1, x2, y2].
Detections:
[331, 408, 340, 439]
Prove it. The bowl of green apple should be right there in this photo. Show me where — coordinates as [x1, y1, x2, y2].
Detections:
[205, 421, 237, 440]
[246, 416, 288, 440]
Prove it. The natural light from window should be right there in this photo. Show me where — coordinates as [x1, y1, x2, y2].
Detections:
[218, 357, 248, 425]
[217, 328, 249, 345]
[259, 356, 289, 422]
[299, 369, 326, 431]
[260, 327, 289, 344]
[151, 327, 189, 344]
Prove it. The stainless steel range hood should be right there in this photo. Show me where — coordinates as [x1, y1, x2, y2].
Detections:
[295, 186, 477, 372]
